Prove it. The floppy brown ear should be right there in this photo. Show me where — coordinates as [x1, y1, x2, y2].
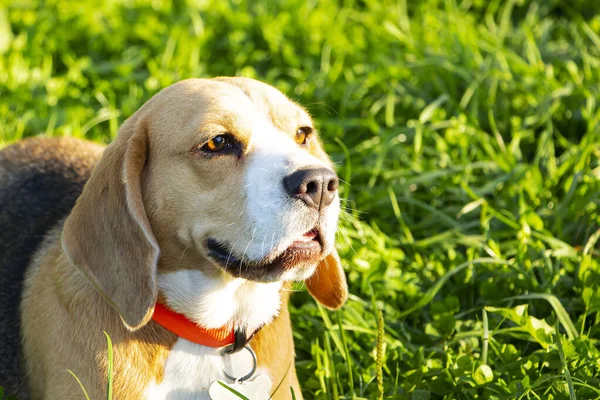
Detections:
[61, 115, 159, 330]
[305, 249, 348, 309]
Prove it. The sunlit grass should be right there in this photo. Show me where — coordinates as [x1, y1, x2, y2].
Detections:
[1, 0, 600, 398]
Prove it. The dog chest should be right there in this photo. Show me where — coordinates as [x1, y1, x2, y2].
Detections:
[145, 338, 268, 400]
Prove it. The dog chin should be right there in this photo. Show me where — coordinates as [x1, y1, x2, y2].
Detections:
[244, 259, 319, 283]
[278, 263, 318, 281]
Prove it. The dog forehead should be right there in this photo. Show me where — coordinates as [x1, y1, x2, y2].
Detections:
[160, 78, 308, 123]
[143, 78, 310, 149]
[149, 79, 254, 123]
[213, 77, 312, 130]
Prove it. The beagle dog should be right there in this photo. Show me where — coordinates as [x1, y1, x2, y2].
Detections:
[0, 77, 347, 399]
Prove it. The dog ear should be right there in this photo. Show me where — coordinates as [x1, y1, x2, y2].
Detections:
[305, 249, 348, 309]
[61, 115, 159, 331]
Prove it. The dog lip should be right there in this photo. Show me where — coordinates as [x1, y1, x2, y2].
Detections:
[205, 235, 323, 281]
[289, 229, 320, 249]
[206, 238, 242, 265]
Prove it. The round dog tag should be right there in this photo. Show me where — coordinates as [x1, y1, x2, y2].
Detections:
[209, 375, 272, 400]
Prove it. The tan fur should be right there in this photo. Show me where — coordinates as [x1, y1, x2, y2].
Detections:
[61, 112, 160, 330]
[23, 230, 175, 399]
[251, 291, 301, 399]
[19, 78, 347, 399]
[307, 251, 348, 309]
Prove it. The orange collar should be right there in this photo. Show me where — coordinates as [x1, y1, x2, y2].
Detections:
[152, 302, 236, 348]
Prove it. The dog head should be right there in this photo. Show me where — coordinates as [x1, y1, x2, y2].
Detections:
[61, 78, 347, 330]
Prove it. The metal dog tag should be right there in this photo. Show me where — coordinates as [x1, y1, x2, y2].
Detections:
[221, 345, 257, 382]
[208, 374, 272, 399]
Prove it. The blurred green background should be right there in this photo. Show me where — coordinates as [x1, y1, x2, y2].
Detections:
[1, 0, 600, 398]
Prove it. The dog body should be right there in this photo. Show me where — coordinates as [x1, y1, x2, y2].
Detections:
[0, 138, 103, 398]
[22, 247, 296, 399]
[0, 78, 347, 399]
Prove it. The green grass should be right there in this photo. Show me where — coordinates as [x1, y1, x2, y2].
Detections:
[2, 0, 600, 398]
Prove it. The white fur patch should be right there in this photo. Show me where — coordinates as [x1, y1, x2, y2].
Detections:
[241, 119, 339, 271]
[145, 339, 267, 400]
[158, 269, 281, 331]
[150, 270, 280, 399]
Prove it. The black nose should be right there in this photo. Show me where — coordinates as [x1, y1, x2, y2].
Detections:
[284, 167, 339, 211]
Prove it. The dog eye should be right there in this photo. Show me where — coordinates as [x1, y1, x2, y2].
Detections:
[201, 135, 232, 152]
[295, 127, 312, 145]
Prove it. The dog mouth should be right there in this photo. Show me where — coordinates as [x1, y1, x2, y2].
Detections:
[206, 229, 323, 282]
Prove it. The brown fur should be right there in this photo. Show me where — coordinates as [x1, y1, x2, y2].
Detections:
[61, 112, 160, 330]
[0, 137, 103, 397]
[1, 78, 347, 399]
[307, 251, 348, 309]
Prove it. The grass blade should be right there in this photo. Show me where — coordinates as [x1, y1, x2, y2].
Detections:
[269, 361, 292, 398]
[336, 311, 355, 398]
[323, 332, 339, 400]
[217, 381, 250, 400]
[505, 294, 578, 339]
[67, 370, 91, 400]
[103, 332, 113, 400]
[376, 310, 384, 400]
[419, 94, 449, 124]
[482, 309, 489, 365]
[555, 320, 577, 400]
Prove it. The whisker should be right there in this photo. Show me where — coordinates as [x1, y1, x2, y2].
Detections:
[338, 229, 357, 256]
[280, 287, 302, 293]
[178, 242, 190, 265]
[225, 225, 249, 269]
[240, 228, 256, 276]
[261, 234, 267, 257]
[270, 231, 276, 254]
[303, 102, 339, 116]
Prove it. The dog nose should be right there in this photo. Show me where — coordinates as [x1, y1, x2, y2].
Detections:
[284, 167, 339, 211]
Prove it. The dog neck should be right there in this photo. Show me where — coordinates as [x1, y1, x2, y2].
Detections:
[157, 269, 283, 336]
[152, 302, 265, 350]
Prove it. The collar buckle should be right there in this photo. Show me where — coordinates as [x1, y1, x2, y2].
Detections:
[224, 326, 247, 354]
